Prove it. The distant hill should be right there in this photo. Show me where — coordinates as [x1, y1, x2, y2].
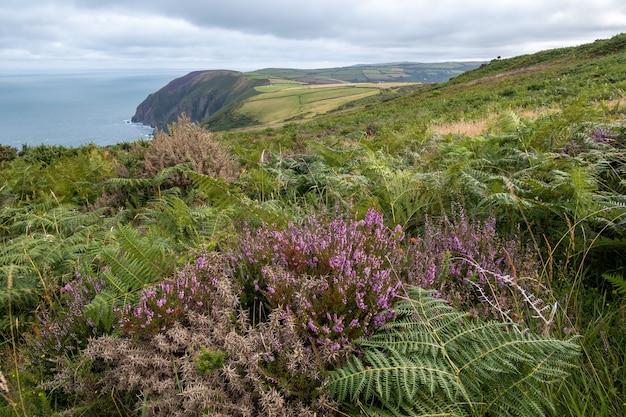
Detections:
[131, 70, 267, 131]
[131, 62, 484, 131]
[247, 62, 483, 83]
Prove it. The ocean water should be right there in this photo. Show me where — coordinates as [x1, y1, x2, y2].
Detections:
[0, 70, 182, 148]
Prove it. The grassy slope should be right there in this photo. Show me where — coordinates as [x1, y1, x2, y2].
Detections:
[235, 83, 410, 125]
[210, 33, 626, 416]
[219, 33, 626, 150]
[215, 36, 626, 415]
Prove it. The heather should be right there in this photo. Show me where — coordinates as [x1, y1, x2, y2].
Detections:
[42, 253, 339, 416]
[228, 208, 404, 349]
[402, 206, 546, 329]
[115, 255, 223, 338]
[30, 274, 106, 370]
[1, 34, 626, 416]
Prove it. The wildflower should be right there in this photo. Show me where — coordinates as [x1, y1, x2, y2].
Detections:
[228, 208, 403, 349]
[195, 255, 206, 270]
[403, 205, 540, 326]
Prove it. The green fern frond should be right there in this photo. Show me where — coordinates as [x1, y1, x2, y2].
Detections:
[0, 276, 41, 307]
[84, 223, 177, 328]
[603, 272, 626, 297]
[189, 171, 239, 208]
[326, 287, 580, 417]
[0, 205, 116, 335]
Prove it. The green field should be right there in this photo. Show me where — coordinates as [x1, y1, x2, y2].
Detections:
[236, 83, 403, 124]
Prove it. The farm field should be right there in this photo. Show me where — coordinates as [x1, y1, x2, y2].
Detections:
[238, 82, 414, 124]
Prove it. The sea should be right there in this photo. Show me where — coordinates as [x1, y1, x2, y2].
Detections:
[0, 70, 183, 149]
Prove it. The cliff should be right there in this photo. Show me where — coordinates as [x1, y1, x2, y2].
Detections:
[131, 70, 268, 131]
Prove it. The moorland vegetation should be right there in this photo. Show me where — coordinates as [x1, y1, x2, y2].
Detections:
[1, 33, 626, 416]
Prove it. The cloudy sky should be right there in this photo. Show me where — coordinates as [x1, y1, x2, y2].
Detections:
[1, 0, 625, 72]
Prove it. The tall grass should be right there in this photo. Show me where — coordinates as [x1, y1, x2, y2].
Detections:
[2, 267, 27, 416]
[551, 284, 626, 416]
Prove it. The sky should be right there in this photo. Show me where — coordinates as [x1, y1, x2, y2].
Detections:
[1, 0, 625, 73]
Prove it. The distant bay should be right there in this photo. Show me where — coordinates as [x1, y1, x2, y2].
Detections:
[0, 70, 182, 148]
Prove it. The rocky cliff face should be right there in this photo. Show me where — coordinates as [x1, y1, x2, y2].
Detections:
[132, 70, 267, 131]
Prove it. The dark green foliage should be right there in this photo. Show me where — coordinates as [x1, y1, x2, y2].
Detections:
[0, 205, 115, 335]
[326, 287, 580, 417]
[1, 145, 114, 205]
[85, 223, 177, 329]
[19, 143, 75, 166]
[603, 273, 626, 297]
[206, 109, 260, 131]
[0, 145, 17, 163]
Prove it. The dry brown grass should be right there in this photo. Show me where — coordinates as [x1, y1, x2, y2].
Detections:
[430, 118, 491, 137]
[429, 108, 555, 137]
[602, 97, 626, 121]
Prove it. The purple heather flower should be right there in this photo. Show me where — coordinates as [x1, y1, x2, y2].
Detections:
[227, 208, 402, 349]
[195, 255, 206, 270]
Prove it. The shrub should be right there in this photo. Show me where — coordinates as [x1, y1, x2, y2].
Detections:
[114, 254, 221, 338]
[401, 206, 547, 330]
[23, 273, 110, 414]
[228, 208, 404, 350]
[30, 273, 107, 372]
[19, 143, 75, 166]
[142, 114, 240, 186]
[194, 346, 227, 374]
[0, 145, 17, 163]
[51, 253, 336, 416]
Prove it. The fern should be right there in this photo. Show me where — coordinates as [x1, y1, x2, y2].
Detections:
[326, 287, 580, 417]
[360, 149, 437, 230]
[0, 205, 115, 335]
[189, 170, 292, 226]
[603, 272, 626, 297]
[85, 223, 177, 328]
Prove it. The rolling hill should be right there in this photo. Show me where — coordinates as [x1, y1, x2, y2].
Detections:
[131, 61, 484, 131]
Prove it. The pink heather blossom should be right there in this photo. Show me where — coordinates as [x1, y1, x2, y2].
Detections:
[228, 208, 403, 350]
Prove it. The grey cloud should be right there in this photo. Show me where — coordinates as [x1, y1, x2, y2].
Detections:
[2, 0, 625, 71]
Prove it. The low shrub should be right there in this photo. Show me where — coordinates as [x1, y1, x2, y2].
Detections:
[142, 114, 240, 186]
[228, 208, 404, 350]
[30, 273, 107, 372]
[115, 254, 222, 338]
[402, 206, 548, 331]
[50, 253, 336, 416]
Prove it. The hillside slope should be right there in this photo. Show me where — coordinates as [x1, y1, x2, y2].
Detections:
[131, 70, 268, 131]
[2, 32, 626, 417]
[248, 61, 483, 83]
[131, 62, 484, 131]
